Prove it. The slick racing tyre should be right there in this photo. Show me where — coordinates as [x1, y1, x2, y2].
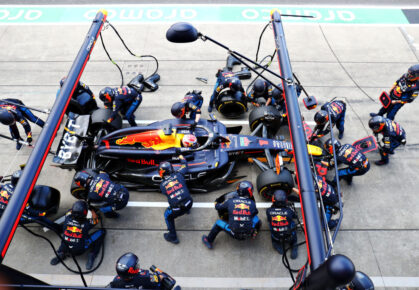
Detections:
[257, 168, 294, 200]
[216, 91, 247, 119]
[29, 186, 61, 216]
[89, 108, 122, 134]
[70, 168, 98, 200]
[249, 106, 283, 133]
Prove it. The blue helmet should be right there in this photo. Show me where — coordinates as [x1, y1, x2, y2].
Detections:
[236, 180, 254, 198]
[0, 109, 14, 126]
[228, 78, 241, 93]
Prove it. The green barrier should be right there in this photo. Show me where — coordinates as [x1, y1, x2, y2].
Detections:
[0, 5, 411, 24]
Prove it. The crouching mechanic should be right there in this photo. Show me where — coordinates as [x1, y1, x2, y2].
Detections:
[159, 155, 193, 244]
[50, 200, 106, 270]
[311, 100, 346, 140]
[208, 70, 245, 113]
[0, 108, 33, 150]
[202, 181, 261, 249]
[58, 77, 97, 114]
[99, 86, 142, 127]
[108, 252, 178, 289]
[171, 90, 203, 125]
[315, 176, 339, 230]
[369, 115, 406, 165]
[266, 190, 298, 259]
[72, 170, 129, 218]
[0, 170, 59, 232]
[0, 98, 45, 127]
[323, 138, 370, 185]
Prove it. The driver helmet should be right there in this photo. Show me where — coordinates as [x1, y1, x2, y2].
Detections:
[171, 102, 186, 119]
[253, 79, 267, 97]
[324, 138, 341, 155]
[314, 110, 329, 125]
[0, 109, 15, 126]
[74, 170, 93, 189]
[182, 134, 197, 148]
[272, 190, 287, 207]
[99, 87, 115, 104]
[71, 200, 88, 221]
[11, 170, 22, 187]
[116, 252, 140, 280]
[228, 78, 241, 93]
[406, 64, 419, 82]
[159, 161, 174, 178]
[236, 180, 254, 198]
[368, 116, 385, 133]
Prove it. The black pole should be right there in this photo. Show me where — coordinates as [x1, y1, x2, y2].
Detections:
[0, 10, 108, 262]
[270, 10, 326, 270]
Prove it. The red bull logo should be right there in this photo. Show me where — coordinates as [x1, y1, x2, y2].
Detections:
[95, 180, 104, 193]
[65, 226, 82, 239]
[167, 180, 179, 188]
[343, 148, 352, 158]
[272, 215, 287, 222]
[0, 190, 10, 200]
[234, 203, 250, 210]
[66, 226, 82, 233]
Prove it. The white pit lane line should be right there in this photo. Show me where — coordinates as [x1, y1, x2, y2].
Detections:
[123, 120, 317, 126]
[28, 273, 419, 288]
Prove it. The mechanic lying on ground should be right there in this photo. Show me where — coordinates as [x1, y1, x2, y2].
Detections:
[370, 64, 419, 120]
[50, 200, 106, 270]
[202, 181, 261, 249]
[171, 90, 203, 125]
[266, 190, 298, 259]
[368, 115, 406, 166]
[72, 169, 129, 218]
[159, 155, 193, 244]
[0, 170, 60, 232]
[99, 86, 142, 127]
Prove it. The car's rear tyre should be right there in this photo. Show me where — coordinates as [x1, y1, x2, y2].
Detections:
[249, 106, 283, 133]
[257, 168, 294, 200]
[216, 92, 247, 119]
[89, 108, 122, 134]
[30, 186, 61, 216]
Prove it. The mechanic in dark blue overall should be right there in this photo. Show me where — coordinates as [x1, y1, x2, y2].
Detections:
[202, 181, 261, 249]
[247, 79, 274, 106]
[311, 100, 346, 140]
[266, 190, 298, 259]
[159, 154, 193, 244]
[171, 90, 203, 124]
[72, 169, 129, 218]
[58, 77, 98, 114]
[208, 70, 245, 112]
[370, 64, 419, 120]
[369, 115, 406, 166]
[0, 108, 33, 150]
[315, 175, 339, 229]
[108, 252, 163, 289]
[50, 200, 106, 270]
[99, 86, 142, 127]
[0, 98, 44, 127]
[0, 170, 60, 232]
[323, 139, 370, 185]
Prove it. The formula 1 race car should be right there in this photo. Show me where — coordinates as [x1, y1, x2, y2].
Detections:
[53, 109, 326, 199]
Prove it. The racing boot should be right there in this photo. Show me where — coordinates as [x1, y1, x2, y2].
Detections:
[272, 240, 284, 254]
[338, 130, 344, 140]
[344, 175, 353, 185]
[202, 235, 213, 249]
[86, 252, 97, 270]
[375, 159, 388, 166]
[164, 232, 179, 245]
[50, 252, 66, 266]
[291, 243, 298, 260]
[369, 112, 378, 117]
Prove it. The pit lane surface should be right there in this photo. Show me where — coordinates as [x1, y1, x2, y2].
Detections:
[0, 3, 419, 289]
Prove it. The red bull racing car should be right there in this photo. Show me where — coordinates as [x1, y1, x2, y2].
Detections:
[53, 109, 326, 198]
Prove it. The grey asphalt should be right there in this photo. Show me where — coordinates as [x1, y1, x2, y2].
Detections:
[0, 4, 419, 290]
